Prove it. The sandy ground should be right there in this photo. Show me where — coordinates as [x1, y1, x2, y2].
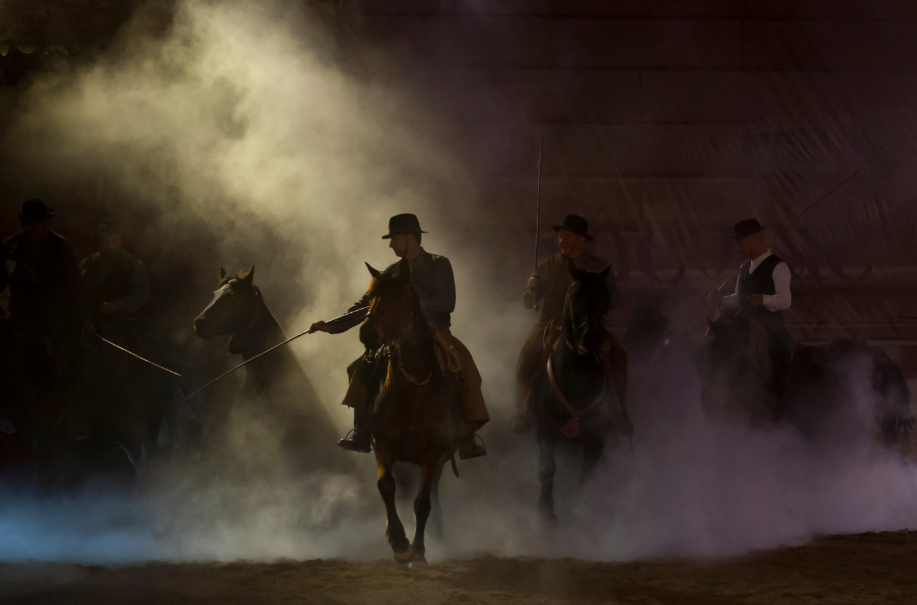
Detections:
[0, 531, 915, 604]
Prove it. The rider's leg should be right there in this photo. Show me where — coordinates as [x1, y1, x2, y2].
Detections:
[338, 355, 375, 453]
[435, 329, 489, 459]
[512, 322, 549, 434]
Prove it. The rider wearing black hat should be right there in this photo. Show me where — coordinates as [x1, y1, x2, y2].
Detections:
[4, 199, 86, 336]
[4, 199, 88, 433]
[310, 213, 489, 459]
[511, 213, 629, 435]
[721, 218, 793, 411]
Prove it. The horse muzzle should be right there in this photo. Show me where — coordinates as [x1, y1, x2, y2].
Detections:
[193, 316, 214, 339]
[359, 321, 383, 349]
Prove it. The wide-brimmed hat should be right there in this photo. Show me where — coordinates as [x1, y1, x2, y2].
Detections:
[553, 214, 593, 241]
[733, 218, 766, 240]
[19, 198, 54, 223]
[382, 213, 428, 240]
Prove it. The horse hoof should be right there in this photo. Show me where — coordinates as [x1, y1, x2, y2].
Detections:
[393, 544, 414, 565]
[409, 557, 428, 570]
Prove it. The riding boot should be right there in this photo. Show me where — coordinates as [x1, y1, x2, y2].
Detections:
[337, 428, 372, 453]
[458, 432, 487, 459]
[338, 404, 373, 453]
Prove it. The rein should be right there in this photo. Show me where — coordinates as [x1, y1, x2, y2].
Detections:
[546, 352, 606, 424]
[231, 292, 264, 350]
[392, 342, 433, 386]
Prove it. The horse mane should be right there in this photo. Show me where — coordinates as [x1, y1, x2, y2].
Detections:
[370, 266, 443, 385]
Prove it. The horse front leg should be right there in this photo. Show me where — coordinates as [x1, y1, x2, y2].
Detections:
[410, 455, 440, 568]
[427, 455, 446, 542]
[538, 432, 557, 527]
[376, 448, 412, 564]
[580, 429, 603, 486]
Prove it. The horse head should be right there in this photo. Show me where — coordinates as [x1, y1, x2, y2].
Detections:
[193, 266, 261, 349]
[360, 258, 426, 350]
[563, 262, 612, 357]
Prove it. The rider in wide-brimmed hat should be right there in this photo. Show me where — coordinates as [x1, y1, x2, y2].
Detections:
[4, 198, 89, 436]
[310, 213, 490, 459]
[511, 213, 630, 435]
[720, 218, 794, 408]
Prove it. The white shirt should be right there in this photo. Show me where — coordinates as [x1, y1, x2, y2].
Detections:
[722, 250, 792, 312]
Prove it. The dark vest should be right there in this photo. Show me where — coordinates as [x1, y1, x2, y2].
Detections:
[81, 250, 137, 318]
[736, 254, 787, 333]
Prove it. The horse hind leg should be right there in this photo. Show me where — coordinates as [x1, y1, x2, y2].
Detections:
[409, 456, 440, 569]
[538, 435, 557, 527]
[377, 455, 412, 563]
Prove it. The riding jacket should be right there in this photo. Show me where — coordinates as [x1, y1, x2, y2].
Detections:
[4, 230, 85, 332]
[331, 248, 456, 333]
[524, 252, 619, 323]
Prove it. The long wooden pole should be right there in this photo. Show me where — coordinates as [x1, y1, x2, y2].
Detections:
[534, 137, 544, 273]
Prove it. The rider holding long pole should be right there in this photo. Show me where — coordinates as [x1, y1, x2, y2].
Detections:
[511, 214, 629, 435]
[310, 214, 489, 460]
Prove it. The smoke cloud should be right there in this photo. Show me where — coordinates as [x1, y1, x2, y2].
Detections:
[0, 0, 915, 566]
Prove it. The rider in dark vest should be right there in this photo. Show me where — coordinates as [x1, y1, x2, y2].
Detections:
[722, 219, 793, 415]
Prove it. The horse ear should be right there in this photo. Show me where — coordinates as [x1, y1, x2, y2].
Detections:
[240, 265, 255, 283]
[365, 263, 381, 278]
[397, 258, 412, 281]
[220, 267, 227, 280]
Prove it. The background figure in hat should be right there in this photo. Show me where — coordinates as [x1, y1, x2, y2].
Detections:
[310, 213, 489, 459]
[511, 213, 630, 435]
[80, 220, 152, 442]
[4, 198, 89, 437]
[721, 219, 794, 412]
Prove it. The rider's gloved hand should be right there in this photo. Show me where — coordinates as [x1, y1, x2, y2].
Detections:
[309, 320, 330, 334]
[526, 272, 540, 291]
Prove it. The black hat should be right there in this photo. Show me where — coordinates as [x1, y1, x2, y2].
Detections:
[382, 213, 428, 240]
[553, 214, 593, 241]
[733, 219, 766, 240]
[19, 198, 54, 224]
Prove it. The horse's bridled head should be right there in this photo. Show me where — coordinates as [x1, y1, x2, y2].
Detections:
[359, 316, 384, 349]
[193, 266, 257, 339]
[361, 265, 415, 348]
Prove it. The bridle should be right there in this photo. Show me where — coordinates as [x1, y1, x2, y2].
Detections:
[365, 282, 431, 386]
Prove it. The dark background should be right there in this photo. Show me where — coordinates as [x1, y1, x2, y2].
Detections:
[2, 0, 916, 384]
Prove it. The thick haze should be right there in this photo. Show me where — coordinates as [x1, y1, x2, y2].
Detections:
[0, 0, 916, 565]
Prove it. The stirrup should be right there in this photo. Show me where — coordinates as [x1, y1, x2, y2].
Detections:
[337, 429, 371, 453]
[459, 433, 487, 460]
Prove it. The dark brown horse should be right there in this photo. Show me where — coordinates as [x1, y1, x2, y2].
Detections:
[699, 313, 914, 445]
[530, 263, 629, 525]
[193, 266, 352, 476]
[359, 259, 460, 567]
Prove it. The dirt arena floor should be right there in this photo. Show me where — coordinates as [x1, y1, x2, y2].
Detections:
[0, 530, 914, 604]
